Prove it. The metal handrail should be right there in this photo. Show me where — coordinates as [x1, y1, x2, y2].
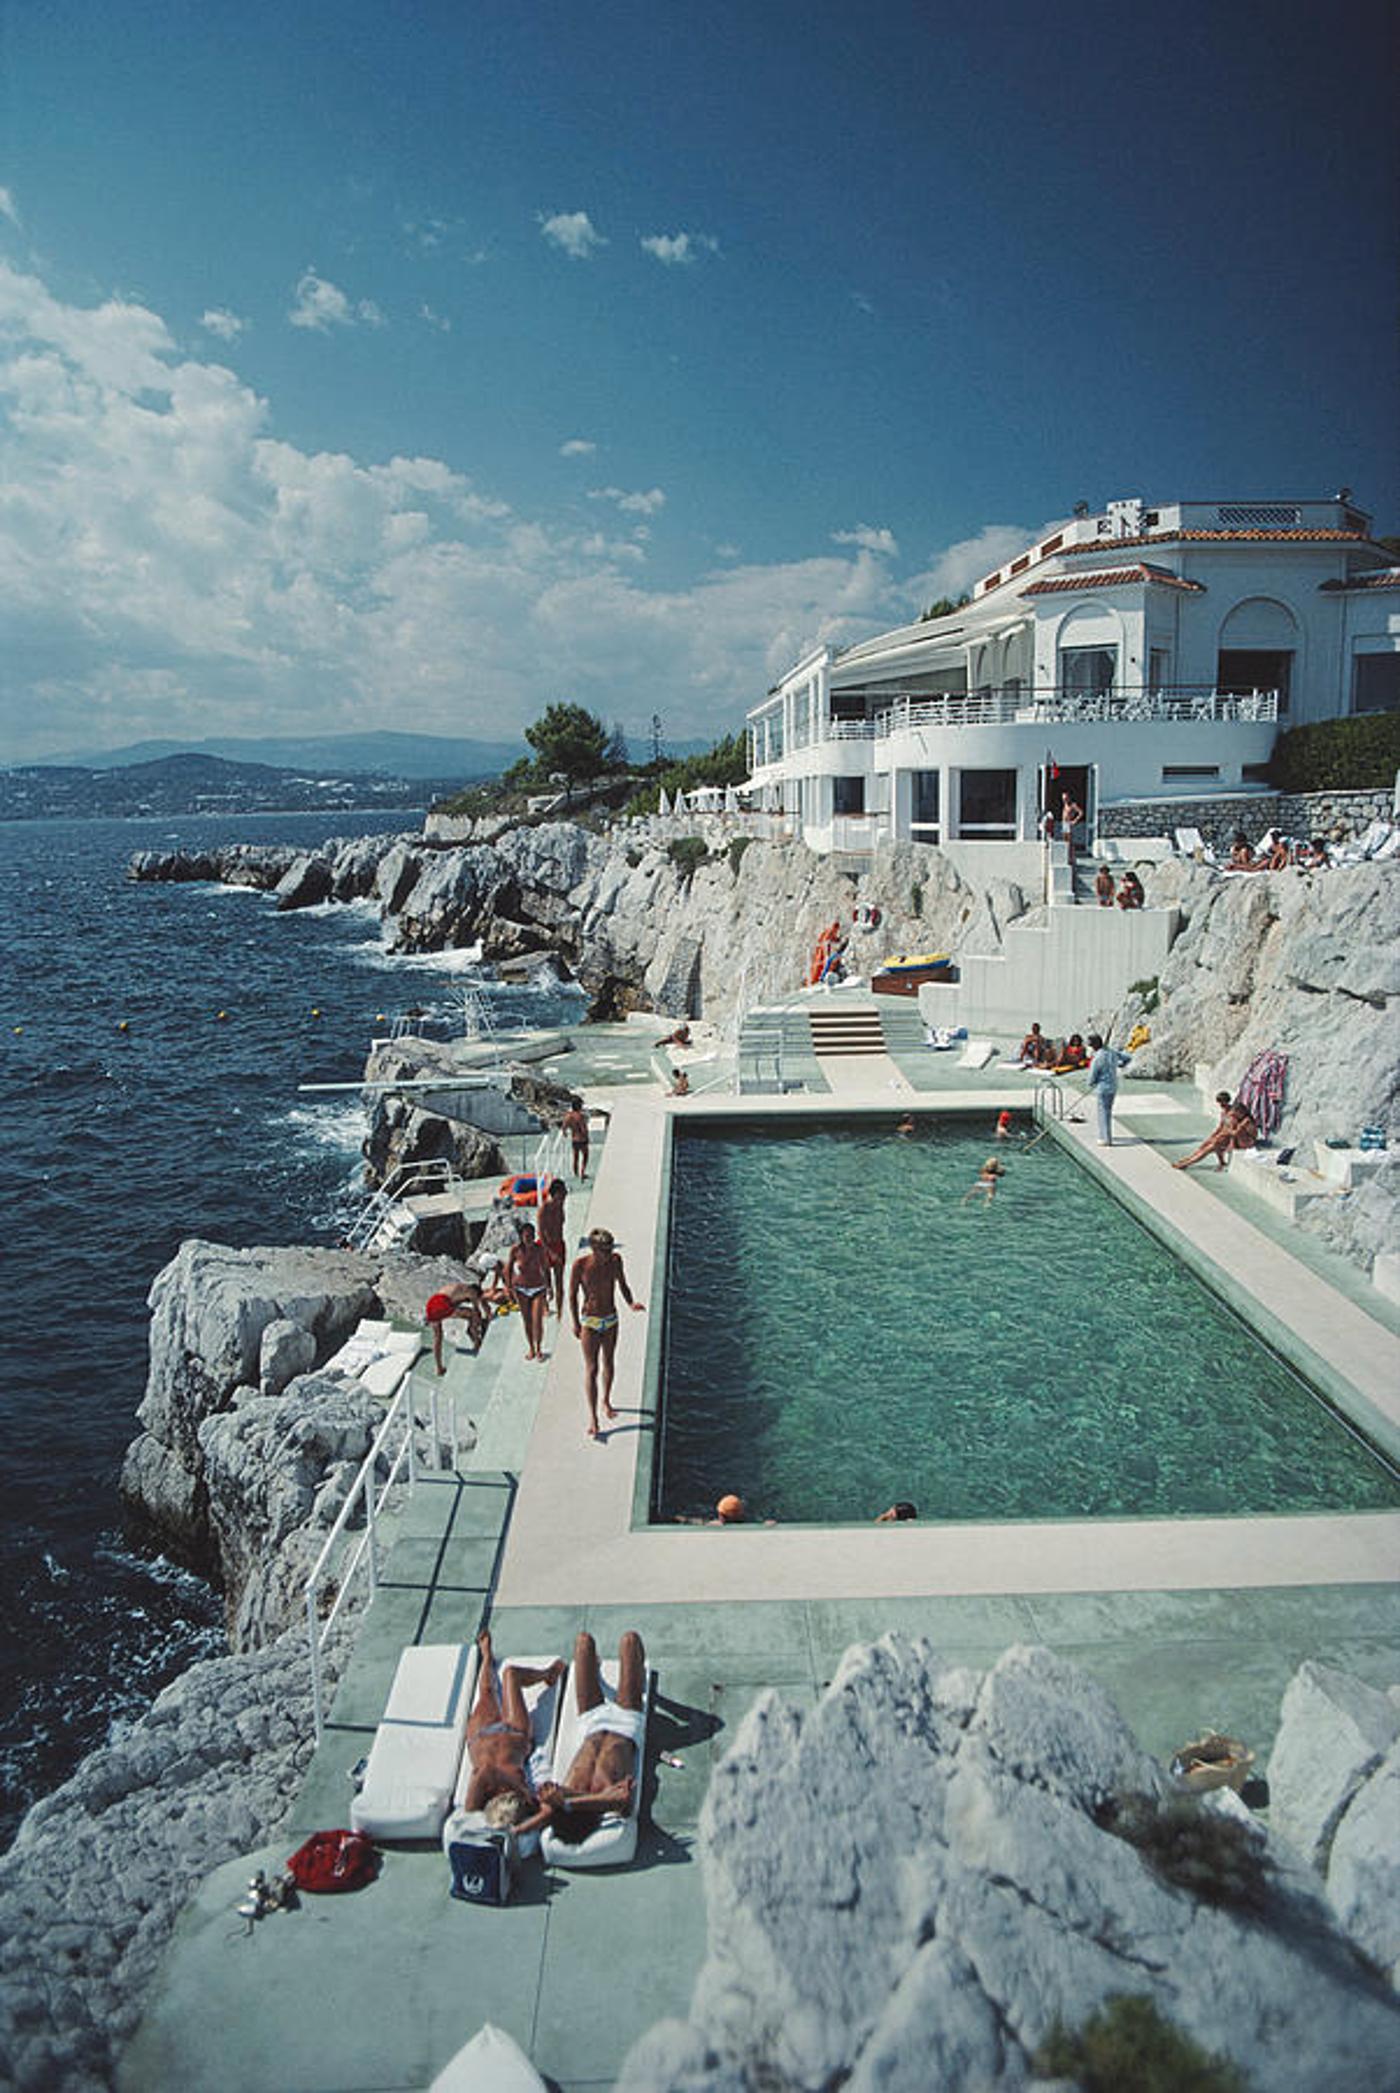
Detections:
[304, 1365, 456, 1743]
[1033, 1079, 1066, 1121]
[343, 1157, 460, 1252]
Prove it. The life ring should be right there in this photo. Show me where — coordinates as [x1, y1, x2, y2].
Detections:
[498, 1174, 540, 1207]
[854, 903, 882, 929]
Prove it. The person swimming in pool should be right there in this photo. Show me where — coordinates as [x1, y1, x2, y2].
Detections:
[461, 1629, 566, 1835]
[570, 1227, 645, 1438]
[962, 1156, 1006, 1204]
[535, 1630, 647, 1844]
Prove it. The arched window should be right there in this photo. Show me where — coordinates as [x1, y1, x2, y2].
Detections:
[1217, 598, 1298, 713]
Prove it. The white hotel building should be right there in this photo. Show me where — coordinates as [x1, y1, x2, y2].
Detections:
[745, 493, 1399, 864]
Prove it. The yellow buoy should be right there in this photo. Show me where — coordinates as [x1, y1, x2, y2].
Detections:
[118, 1020, 130, 1032]
[11, 1025, 21, 1035]
[311, 1007, 321, 1017]
[217, 1010, 228, 1021]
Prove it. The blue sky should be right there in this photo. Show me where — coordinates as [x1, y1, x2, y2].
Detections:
[1, 0, 1396, 763]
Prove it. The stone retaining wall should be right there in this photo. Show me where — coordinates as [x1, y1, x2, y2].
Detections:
[1100, 785, 1394, 853]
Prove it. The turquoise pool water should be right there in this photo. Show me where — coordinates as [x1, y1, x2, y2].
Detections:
[653, 1117, 1400, 1525]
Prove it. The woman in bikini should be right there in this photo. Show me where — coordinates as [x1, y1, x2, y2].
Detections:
[569, 1227, 644, 1438]
[461, 1629, 566, 1834]
[506, 1221, 552, 1361]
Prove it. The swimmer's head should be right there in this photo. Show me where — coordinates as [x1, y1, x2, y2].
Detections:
[996, 1111, 1013, 1129]
[588, 1227, 615, 1252]
[484, 1790, 527, 1828]
[715, 1494, 745, 1523]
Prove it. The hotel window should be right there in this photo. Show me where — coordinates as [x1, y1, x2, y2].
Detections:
[1353, 654, 1400, 713]
[957, 768, 1017, 839]
[911, 769, 940, 840]
[1148, 647, 1170, 691]
[833, 775, 866, 816]
[1161, 765, 1220, 781]
[1060, 646, 1117, 697]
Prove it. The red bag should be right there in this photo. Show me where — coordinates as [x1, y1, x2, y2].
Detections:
[286, 1828, 377, 1893]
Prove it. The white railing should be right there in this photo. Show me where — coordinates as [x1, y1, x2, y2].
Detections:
[304, 1367, 457, 1743]
[343, 1157, 460, 1252]
[1034, 1079, 1066, 1121]
[530, 1125, 571, 1185]
[875, 686, 1278, 735]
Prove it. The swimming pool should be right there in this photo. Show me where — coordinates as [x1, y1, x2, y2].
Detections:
[651, 1116, 1400, 1526]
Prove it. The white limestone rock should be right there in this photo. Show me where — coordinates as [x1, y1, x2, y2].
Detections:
[0, 1619, 358, 2093]
[1267, 1658, 1400, 1870]
[272, 852, 333, 911]
[1325, 1735, 1400, 1982]
[258, 1316, 316, 1397]
[618, 1637, 1400, 2092]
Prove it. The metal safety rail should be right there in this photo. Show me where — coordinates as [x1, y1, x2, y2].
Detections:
[529, 1126, 571, 1186]
[1033, 1078, 1066, 1121]
[343, 1157, 462, 1254]
[303, 1367, 457, 1744]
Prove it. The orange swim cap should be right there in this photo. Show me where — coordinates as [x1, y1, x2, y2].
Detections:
[715, 1494, 744, 1522]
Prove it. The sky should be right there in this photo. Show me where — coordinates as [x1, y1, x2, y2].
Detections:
[0, 0, 1396, 765]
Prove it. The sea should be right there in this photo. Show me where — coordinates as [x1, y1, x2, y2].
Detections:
[0, 811, 581, 1851]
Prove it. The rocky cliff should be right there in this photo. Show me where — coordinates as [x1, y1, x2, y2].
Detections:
[620, 1638, 1400, 2092]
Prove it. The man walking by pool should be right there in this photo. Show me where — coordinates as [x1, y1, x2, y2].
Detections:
[539, 1176, 568, 1316]
[570, 1227, 644, 1439]
[1084, 1033, 1132, 1146]
[562, 1096, 591, 1180]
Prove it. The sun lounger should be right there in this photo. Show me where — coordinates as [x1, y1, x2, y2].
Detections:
[957, 1038, 997, 1071]
[539, 1658, 654, 1870]
[324, 1317, 422, 1395]
[350, 1642, 477, 1841]
[1174, 825, 1207, 857]
[441, 1655, 563, 1863]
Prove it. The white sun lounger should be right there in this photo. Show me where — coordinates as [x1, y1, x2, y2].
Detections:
[539, 1658, 654, 1870]
[441, 1655, 563, 1862]
[350, 1642, 478, 1841]
[324, 1317, 422, 1395]
[957, 1038, 997, 1071]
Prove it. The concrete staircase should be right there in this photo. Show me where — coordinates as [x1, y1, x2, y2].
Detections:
[809, 1006, 886, 1057]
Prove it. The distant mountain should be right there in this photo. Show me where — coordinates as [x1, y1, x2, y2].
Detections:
[51, 731, 525, 782]
[0, 750, 441, 822]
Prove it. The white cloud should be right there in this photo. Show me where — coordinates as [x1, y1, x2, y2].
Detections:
[538, 211, 605, 261]
[199, 307, 246, 341]
[419, 303, 451, 333]
[559, 437, 596, 458]
[639, 231, 719, 266]
[0, 187, 21, 231]
[902, 520, 1060, 610]
[588, 485, 665, 516]
[833, 524, 898, 558]
[288, 270, 384, 331]
[851, 290, 875, 317]
[0, 255, 1015, 761]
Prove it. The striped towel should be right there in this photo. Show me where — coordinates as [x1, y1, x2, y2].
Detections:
[1236, 1049, 1288, 1137]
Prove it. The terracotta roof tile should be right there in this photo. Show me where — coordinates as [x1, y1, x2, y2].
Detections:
[1060, 528, 1370, 553]
[1318, 568, 1400, 591]
[1021, 564, 1204, 596]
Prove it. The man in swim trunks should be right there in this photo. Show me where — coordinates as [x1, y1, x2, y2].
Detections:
[461, 1629, 566, 1835]
[569, 1226, 644, 1438]
[425, 1280, 487, 1374]
[562, 1097, 590, 1180]
[506, 1220, 551, 1361]
[538, 1177, 568, 1317]
[535, 1630, 645, 1843]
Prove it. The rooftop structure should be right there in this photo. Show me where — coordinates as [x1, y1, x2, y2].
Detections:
[746, 492, 1399, 862]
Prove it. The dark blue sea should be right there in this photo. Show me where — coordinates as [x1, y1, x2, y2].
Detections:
[0, 812, 580, 1850]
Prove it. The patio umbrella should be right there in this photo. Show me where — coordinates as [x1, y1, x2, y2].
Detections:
[657, 789, 671, 816]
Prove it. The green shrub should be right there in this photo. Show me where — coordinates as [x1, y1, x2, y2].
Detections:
[667, 836, 710, 882]
[1129, 975, 1161, 1015]
[728, 835, 754, 878]
[1099, 1792, 1271, 1916]
[1268, 712, 1400, 793]
[1035, 1994, 1247, 2093]
[625, 847, 643, 869]
[910, 880, 924, 916]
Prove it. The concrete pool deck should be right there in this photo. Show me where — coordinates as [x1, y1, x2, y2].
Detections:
[121, 1024, 1399, 2090]
[496, 1077, 1400, 1612]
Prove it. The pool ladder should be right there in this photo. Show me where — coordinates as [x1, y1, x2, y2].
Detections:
[1033, 1079, 1066, 1122]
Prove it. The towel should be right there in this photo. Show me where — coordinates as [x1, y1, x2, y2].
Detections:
[1235, 1049, 1288, 1138]
[577, 1701, 645, 1748]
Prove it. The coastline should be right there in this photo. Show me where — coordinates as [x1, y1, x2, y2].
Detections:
[3, 818, 1396, 2085]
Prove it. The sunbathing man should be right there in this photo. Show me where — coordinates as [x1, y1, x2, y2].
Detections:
[1017, 1022, 1053, 1068]
[570, 1226, 644, 1438]
[535, 1630, 645, 1844]
[656, 1021, 692, 1049]
[425, 1280, 487, 1374]
[461, 1629, 566, 1835]
[538, 1177, 568, 1317]
[1173, 1091, 1258, 1171]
